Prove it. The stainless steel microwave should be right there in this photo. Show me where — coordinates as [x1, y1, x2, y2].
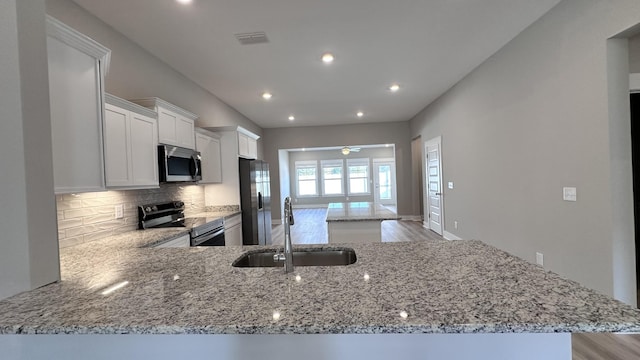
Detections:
[158, 145, 202, 183]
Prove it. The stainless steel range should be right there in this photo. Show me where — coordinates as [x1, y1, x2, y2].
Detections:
[138, 201, 225, 246]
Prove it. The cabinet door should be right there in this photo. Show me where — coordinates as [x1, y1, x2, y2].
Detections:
[238, 132, 250, 158]
[209, 137, 223, 183]
[104, 104, 131, 186]
[157, 108, 178, 146]
[225, 214, 242, 246]
[130, 113, 159, 186]
[176, 116, 195, 149]
[196, 133, 222, 184]
[47, 36, 106, 194]
[248, 137, 258, 159]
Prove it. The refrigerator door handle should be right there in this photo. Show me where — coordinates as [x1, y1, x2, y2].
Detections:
[258, 192, 263, 210]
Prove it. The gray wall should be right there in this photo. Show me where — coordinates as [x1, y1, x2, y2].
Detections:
[45, 0, 262, 139]
[287, 147, 395, 207]
[263, 122, 412, 221]
[0, 0, 60, 300]
[410, 0, 640, 304]
[630, 33, 640, 73]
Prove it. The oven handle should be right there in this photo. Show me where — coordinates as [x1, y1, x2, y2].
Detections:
[191, 154, 200, 179]
[193, 227, 224, 246]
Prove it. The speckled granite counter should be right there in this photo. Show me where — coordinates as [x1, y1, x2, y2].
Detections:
[1, 236, 640, 335]
[325, 202, 399, 222]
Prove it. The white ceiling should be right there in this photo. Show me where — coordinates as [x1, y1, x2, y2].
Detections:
[72, 0, 561, 129]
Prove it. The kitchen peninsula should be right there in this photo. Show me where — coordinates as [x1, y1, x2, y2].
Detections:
[1, 230, 640, 359]
[325, 202, 399, 243]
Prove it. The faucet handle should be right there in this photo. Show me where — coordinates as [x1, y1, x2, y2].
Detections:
[273, 253, 285, 262]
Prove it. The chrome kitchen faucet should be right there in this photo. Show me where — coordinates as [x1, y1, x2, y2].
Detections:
[274, 197, 295, 273]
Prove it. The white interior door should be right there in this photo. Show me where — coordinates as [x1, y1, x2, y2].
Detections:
[425, 137, 443, 235]
[373, 159, 396, 206]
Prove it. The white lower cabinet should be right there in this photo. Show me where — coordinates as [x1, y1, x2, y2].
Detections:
[225, 214, 243, 246]
[153, 233, 190, 248]
[195, 129, 222, 183]
[104, 94, 159, 189]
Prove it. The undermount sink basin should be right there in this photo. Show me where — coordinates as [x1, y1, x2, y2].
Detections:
[232, 248, 357, 268]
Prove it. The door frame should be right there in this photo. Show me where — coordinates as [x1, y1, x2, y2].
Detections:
[424, 136, 444, 236]
[373, 158, 396, 206]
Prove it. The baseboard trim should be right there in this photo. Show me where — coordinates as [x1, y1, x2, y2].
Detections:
[443, 231, 462, 240]
[398, 215, 422, 221]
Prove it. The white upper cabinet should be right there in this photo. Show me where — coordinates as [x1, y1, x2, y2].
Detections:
[46, 16, 111, 194]
[237, 127, 260, 159]
[104, 94, 159, 189]
[130, 98, 197, 150]
[195, 129, 222, 184]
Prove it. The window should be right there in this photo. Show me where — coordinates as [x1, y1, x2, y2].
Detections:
[347, 158, 370, 195]
[295, 161, 318, 196]
[321, 160, 344, 195]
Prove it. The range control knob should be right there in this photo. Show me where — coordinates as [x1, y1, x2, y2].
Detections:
[144, 206, 152, 213]
[174, 201, 185, 208]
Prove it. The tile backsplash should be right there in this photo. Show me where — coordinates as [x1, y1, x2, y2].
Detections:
[56, 184, 205, 248]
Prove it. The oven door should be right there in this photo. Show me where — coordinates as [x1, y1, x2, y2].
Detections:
[192, 227, 225, 246]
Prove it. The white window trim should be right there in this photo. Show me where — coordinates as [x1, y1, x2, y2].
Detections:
[295, 160, 318, 197]
[347, 157, 371, 195]
[320, 159, 344, 196]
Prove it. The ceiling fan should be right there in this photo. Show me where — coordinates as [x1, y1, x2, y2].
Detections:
[341, 146, 361, 155]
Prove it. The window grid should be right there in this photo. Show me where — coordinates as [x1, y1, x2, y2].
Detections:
[321, 160, 344, 196]
[295, 161, 318, 197]
[347, 158, 370, 195]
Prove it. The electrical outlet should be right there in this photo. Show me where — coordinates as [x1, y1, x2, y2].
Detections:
[454, 221, 458, 229]
[563, 187, 577, 202]
[115, 204, 124, 219]
[536, 252, 544, 267]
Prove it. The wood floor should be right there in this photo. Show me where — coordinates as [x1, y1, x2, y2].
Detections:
[269, 208, 640, 359]
[270, 208, 443, 245]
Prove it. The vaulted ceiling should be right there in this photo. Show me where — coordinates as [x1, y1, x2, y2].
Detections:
[72, 0, 561, 128]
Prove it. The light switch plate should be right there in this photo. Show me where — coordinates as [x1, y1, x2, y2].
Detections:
[536, 252, 544, 266]
[448, 182, 454, 189]
[563, 187, 577, 202]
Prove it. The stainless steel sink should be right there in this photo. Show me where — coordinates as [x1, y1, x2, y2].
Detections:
[232, 248, 357, 267]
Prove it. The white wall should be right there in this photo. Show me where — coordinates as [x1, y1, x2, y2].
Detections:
[262, 122, 412, 221]
[410, 0, 640, 304]
[45, 0, 262, 137]
[278, 150, 291, 223]
[0, 0, 60, 300]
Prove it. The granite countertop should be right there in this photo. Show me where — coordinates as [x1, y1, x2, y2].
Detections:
[326, 202, 399, 222]
[1, 234, 640, 335]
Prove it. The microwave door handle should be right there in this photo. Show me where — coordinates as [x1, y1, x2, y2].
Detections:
[258, 192, 263, 210]
[191, 154, 200, 179]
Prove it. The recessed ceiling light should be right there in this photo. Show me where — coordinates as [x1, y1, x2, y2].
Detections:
[176, 0, 192, 4]
[322, 53, 334, 64]
[262, 92, 273, 100]
[389, 84, 400, 92]
[288, 115, 295, 121]
[356, 111, 364, 118]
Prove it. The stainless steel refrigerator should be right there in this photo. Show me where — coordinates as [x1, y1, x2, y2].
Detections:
[239, 158, 272, 245]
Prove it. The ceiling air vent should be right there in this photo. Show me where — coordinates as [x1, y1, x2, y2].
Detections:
[235, 32, 269, 45]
